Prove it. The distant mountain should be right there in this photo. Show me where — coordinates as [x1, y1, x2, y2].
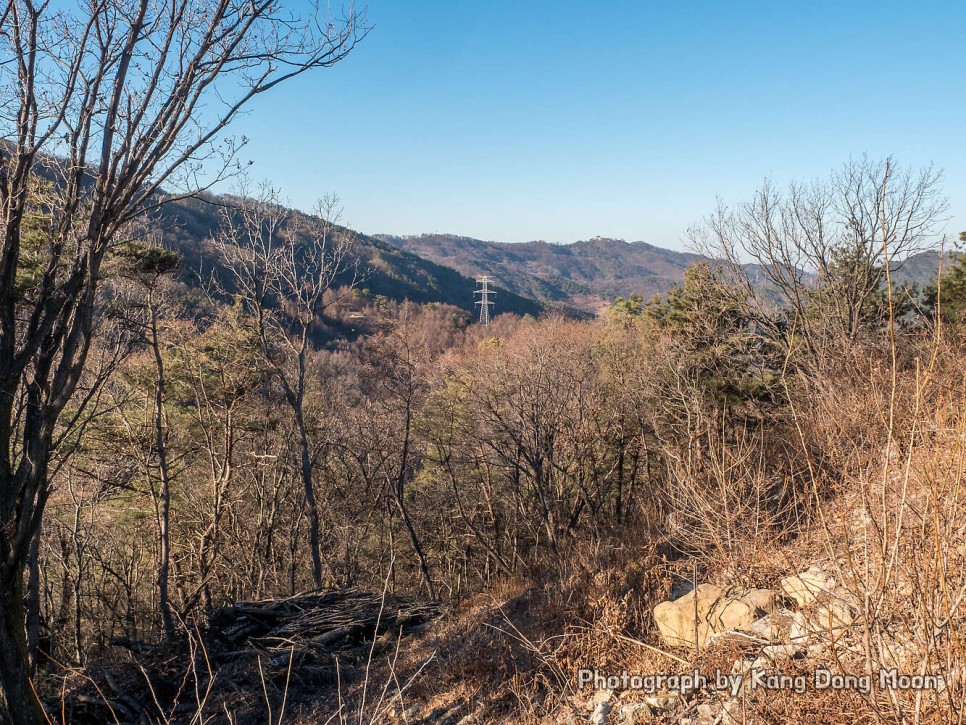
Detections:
[148, 195, 955, 320]
[377, 233, 955, 313]
[376, 234, 706, 313]
[892, 249, 958, 288]
[22, 145, 545, 319]
[151, 197, 545, 318]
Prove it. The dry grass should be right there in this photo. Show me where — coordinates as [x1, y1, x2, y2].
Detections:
[384, 336, 966, 724]
[38, 313, 966, 724]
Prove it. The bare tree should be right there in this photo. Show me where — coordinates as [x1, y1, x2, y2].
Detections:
[361, 303, 456, 598]
[114, 241, 182, 640]
[689, 157, 947, 354]
[213, 185, 358, 588]
[0, 0, 367, 720]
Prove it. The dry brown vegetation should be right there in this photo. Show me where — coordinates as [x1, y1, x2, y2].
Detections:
[3, 24, 966, 719]
[27, 231, 966, 723]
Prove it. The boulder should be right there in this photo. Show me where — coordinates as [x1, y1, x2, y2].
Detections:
[590, 701, 612, 725]
[780, 566, 837, 607]
[747, 608, 797, 642]
[810, 601, 855, 632]
[653, 584, 777, 648]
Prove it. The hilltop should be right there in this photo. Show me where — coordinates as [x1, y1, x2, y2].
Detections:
[379, 232, 953, 313]
[377, 233, 704, 313]
[148, 196, 547, 319]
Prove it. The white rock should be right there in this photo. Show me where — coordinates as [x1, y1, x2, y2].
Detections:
[780, 566, 837, 607]
[590, 701, 612, 725]
[653, 584, 777, 648]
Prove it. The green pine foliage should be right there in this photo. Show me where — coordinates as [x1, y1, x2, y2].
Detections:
[933, 232, 966, 327]
[640, 263, 784, 410]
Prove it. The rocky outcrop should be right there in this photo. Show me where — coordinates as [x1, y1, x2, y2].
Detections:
[779, 565, 838, 607]
[653, 583, 777, 648]
[560, 565, 934, 724]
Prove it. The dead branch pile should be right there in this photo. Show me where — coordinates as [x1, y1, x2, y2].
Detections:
[55, 588, 441, 724]
[208, 587, 442, 666]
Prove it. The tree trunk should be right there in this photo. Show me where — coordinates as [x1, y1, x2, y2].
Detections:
[615, 443, 625, 524]
[394, 404, 435, 598]
[150, 301, 176, 641]
[25, 529, 41, 674]
[393, 495, 435, 599]
[0, 574, 46, 725]
[297, 415, 324, 589]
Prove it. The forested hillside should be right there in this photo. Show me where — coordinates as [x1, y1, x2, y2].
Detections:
[8, 154, 966, 725]
[2, 1, 966, 724]
[378, 233, 703, 312]
[380, 233, 953, 314]
[155, 195, 545, 320]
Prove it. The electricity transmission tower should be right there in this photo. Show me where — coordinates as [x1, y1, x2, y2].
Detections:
[474, 276, 495, 326]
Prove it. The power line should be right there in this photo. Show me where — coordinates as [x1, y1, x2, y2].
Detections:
[474, 276, 495, 326]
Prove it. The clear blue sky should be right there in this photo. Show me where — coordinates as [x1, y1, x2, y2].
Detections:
[231, 0, 966, 250]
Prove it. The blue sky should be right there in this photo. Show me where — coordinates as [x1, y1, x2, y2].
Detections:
[231, 1, 966, 250]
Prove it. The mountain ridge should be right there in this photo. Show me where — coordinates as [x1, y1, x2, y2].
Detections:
[377, 232, 954, 314]
[149, 196, 547, 319]
[376, 233, 710, 312]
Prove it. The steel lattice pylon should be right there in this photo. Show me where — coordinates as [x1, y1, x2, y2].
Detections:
[474, 276, 495, 326]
